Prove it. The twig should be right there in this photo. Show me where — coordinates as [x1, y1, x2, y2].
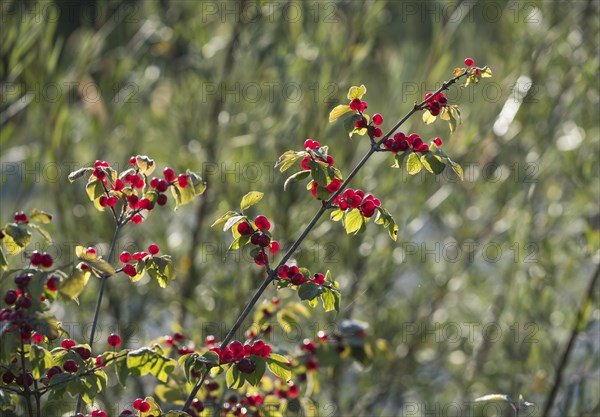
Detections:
[541, 263, 600, 417]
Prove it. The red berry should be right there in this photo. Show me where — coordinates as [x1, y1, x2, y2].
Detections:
[127, 194, 139, 209]
[123, 264, 137, 277]
[96, 355, 105, 368]
[163, 167, 176, 182]
[277, 265, 289, 278]
[290, 273, 305, 286]
[177, 174, 189, 188]
[303, 139, 314, 149]
[131, 214, 143, 224]
[107, 196, 117, 207]
[30, 251, 43, 266]
[129, 156, 137, 165]
[372, 114, 383, 125]
[173, 332, 185, 341]
[464, 57, 474, 66]
[236, 358, 256, 374]
[326, 178, 341, 193]
[325, 155, 335, 166]
[269, 241, 280, 253]
[237, 221, 253, 236]
[112, 179, 125, 191]
[302, 339, 317, 353]
[257, 234, 271, 248]
[138, 401, 150, 413]
[313, 273, 325, 285]
[254, 252, 267, 266]
[86, 247, 96, 256]
[150, 177, 159, 188]
[360, 200, 376, 218]
[40, 253, 53, 268]
[373, 127, 382, 138]
[99, 196, 108, 207]
[63, 359, 78, 373]
[349, 98, 362, 110]
[311, 140, 320, 149]
[148, 244, 159, 255]
[75, 346, 91, 360]
[133, 251, 147, 261]
[157, 193, 168, 205]
[301, 156, 312, 171]
[433, 137, 443, 146]
[120, 251, 131, 263]
[46, 276, 60, 291]
[254, 215, 271, 231]
[4, 290, 17, 305]
[156, 179, 169, 193]
[108, 333, 121, 347]
[62, 339, 75, 349]
[14, 211, 28, 223]
[306, 357, 318, 371]
[192, 398, 204, 412]
[133, 399, 144, 410]
[139, 198, 154, 211]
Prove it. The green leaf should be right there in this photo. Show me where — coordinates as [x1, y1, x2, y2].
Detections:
[226, 364, 246, 389]
[29, 345, 53, 378]
[419, 154, 434, 173]
[245, 356, 266, 386]
[28, 223, 52, 243]
[211, 211, 238, 228]
[406, 153, 422, 175]
[423, 153, 447, 175]
[275, 150, 303, 172]
[347, 84, 366, 100]
[266, 354, 291, 381]
[223, 215, 245, 232]
[75, 246, 115, 276]
[68, 167, 93, 182]
[328, 104, 352, 122]
[330, 209, 344, 222]
[28, 209, 52, 224]
[85, 178, 105, 210]
[164, 412, 193, 417]
[127, 347, 176, 383]
[450, 160, 464, 180]
[154, 385, 184, 405]
[146, 255, 174, 288]
[284, 170, 310, 191]
[144, 396, 162, 416]
[344, 209, 363, 234]
[308, 160, 328, 186]
[297, 282, 325, 301]
[2, 223, 32, 254]
[240, 191, 264, 211]
[115, 354, 130, 386]
[31, 313, 60, 340]
[392, 152, 409, 168]
[170, 170, 206, 209]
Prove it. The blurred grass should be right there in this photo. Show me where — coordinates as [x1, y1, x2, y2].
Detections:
[1, 0, 599, 415]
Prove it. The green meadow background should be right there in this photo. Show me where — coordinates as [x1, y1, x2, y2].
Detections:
[1, 1, 598, 415]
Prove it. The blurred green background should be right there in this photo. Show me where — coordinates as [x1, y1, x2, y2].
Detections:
[1, 0, 599, 415]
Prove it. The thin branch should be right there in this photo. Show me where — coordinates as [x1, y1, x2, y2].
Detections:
[180, 69, 471, 411]
[541, 263, 600, 417]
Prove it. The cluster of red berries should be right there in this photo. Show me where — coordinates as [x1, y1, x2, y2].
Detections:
[30, 250, 53, 268]
[236, 215, 280, 266]
[13, 211, 28, 223]
[119, 244, 159, 277]
[163, 332, 195, 355]
[276, 265, 325, 286]
[301, 139, 334, 168]
[133, 398, 151, 413]
[91, 160, 110, 181]
[2, 369, 34, 386]
[332, 188, 381, 218]
[210, 339, 272, 371]
[201, 392, 266, 417]
[349, 97, 368, 112]
[73, 411, 110, 417]
[354, 113, 384, 138]
[382, 132, 437, 153]
[424, 92, 448, 116]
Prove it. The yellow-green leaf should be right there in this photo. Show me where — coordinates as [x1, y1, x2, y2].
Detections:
[406, 153, 422, 175]
[422, 110, 436, 124]
[240, 191, 264, 211]
[60, 267, 91, 300]
[28, 209, 52, 224]
[344, 209, 363, 234]
[419, 154, 433, 173]
[2, 223, 31, 254]
[481, 66, 493, 78]
[266, 354, 291, 381]
[347, 84, 366, 100]
[450, 160, 464, 180]
[135, 155, 156, 176]
[75, 246, 115, 276]
[328, 104, 352, 123]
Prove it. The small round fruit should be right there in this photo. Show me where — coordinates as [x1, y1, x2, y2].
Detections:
[464, 57, 474, 66]
[108, 333, 121, 347]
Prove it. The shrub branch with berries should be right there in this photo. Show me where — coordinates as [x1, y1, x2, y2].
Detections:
[0, 59, 492, 417]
